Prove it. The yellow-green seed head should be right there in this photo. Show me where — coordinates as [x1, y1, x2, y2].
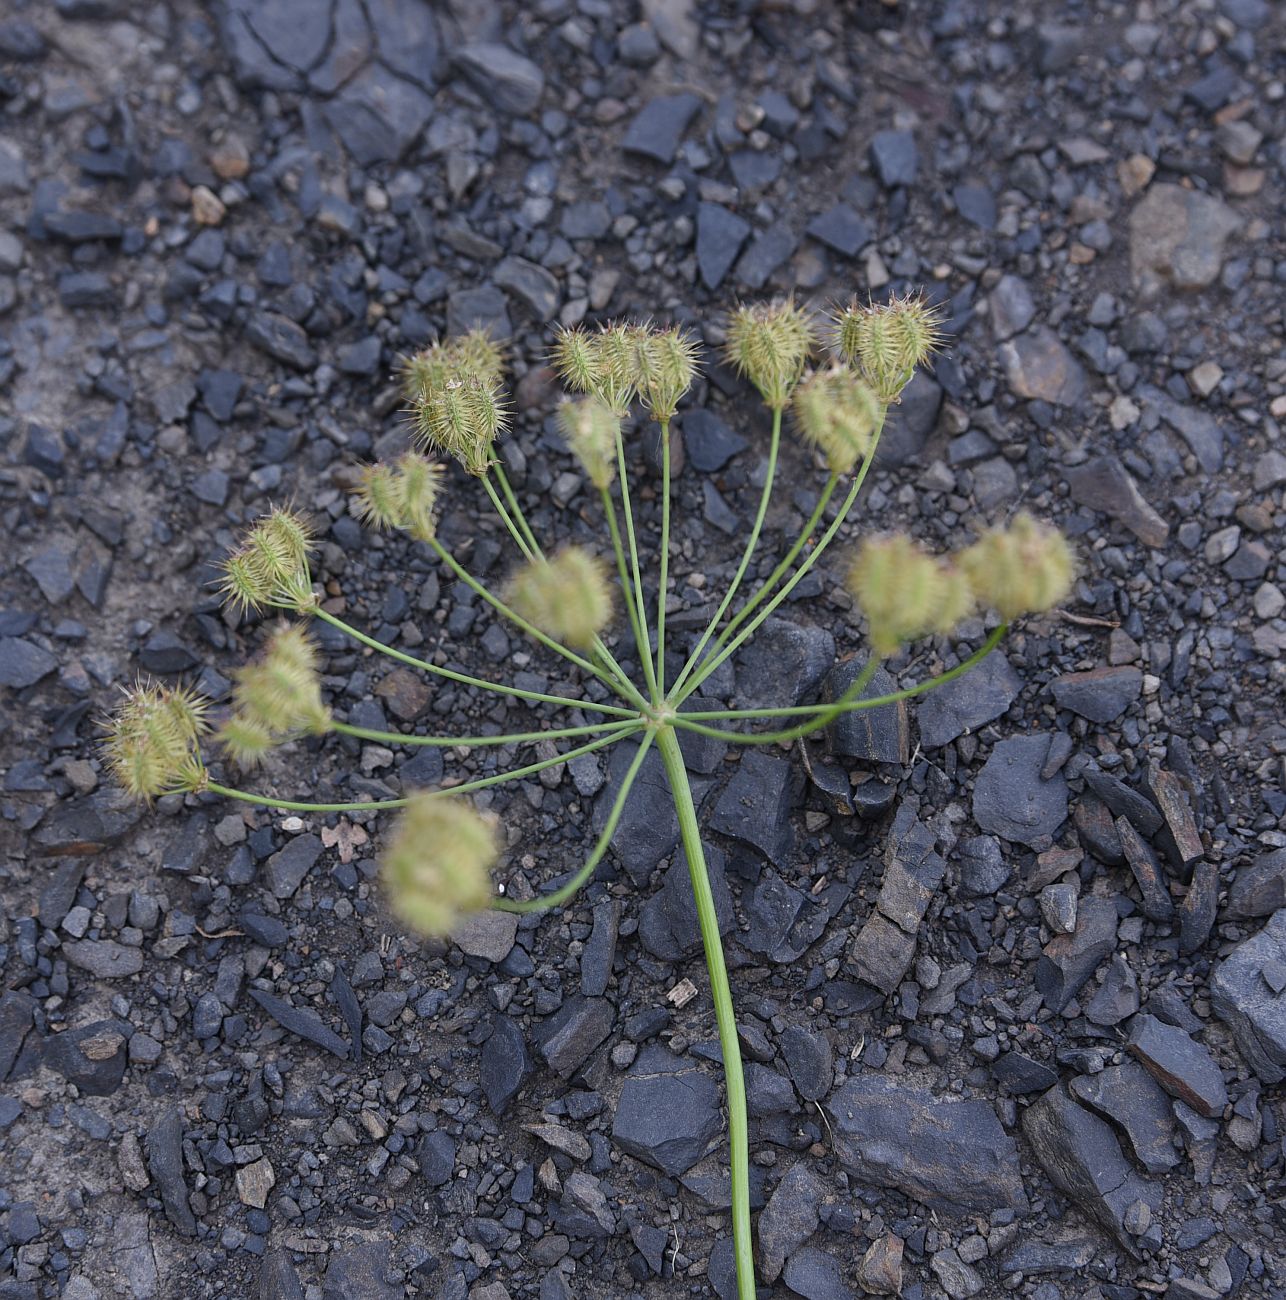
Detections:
[724, 299, 817, 409]
[382, 795, 498, 938]
[103, 680, 210, 802]
[506, 546, 614, 650]
[958, 513, 1075, 621]
[217, 508, 316, 615]
[793, 367, 884, 475]
[416, 377, 507, 476]
[226, 624, 331, 748]
[551, 326, 602, 395]
[832, 293, 945, 401]
[847, 534, 969, 656]
[635, 326, 700, 421]
[354, 454, 444, 543]
[214, 712, 277, 769]
[594, 323, 642, 414]
[557, 397, 619, 491]
[399, 330, 505, 404]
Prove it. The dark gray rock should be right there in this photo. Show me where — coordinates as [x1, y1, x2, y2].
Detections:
[0, 991, 34, 1082]
[0, 637, 57, 688]
[777, 1024, 834, 1101]
[580, 899, 619, 997]
[1070, 1061, 1181, 1174]
[1178, 858, 1219, 956]
[325, 64, 434, 165]
[1051, 666, 1143, 723]
[989, 275, 1036, 340]
[454, 42, 544, 113]
[265, 833, 322, 899]
[806, 204, 871, 257]
[259, 1250, 306, 1300]
[1128, 1014, 1227, 1118]
[825, 659, 908, 764]
[918, 650, 1021, 748]
[783, 1246, 855, 1300]
[954, 182, 996, 229]
[622, 93, 700, 164]
[998, 327, 1086, 405]
[1226, 849, 1286, 920]
[1035, 895, 1118, 1012]
[827, 1075, 1028, 1212]
[1001, 1234, 1098, 1275]
[879, 370, 942, 466]
[734, 222, 797, 291]
[1142, 766, 1205, 876]
[612, 1047, 721, 1176]
[1067, 455, 1170, 548]
[1084, 768, 1164, 837]
[870, 129, 918, 186]
[696, 202, 751, 290]
[682, 409, 747, 472]
[248, 989, 351, 1060]
[733, 618, 834, 711]
[446, 285, 511, 340]
[417, 1130, 456, 1187]
[62, 939, 144, 979]
[148, 1108, 196, 1235]
[956, 835, 1011, 897]
[536, 996, 613, 1079]
[758, 1161, 826, 1282]
[1117, 816, 1174, 923]
[990, 1051, 1058, 1095]
[594, 740, 688, 886]
[44, 1019, 129, 1095]
[848, 912, 918, 996]
[708, 750, 794, 865]
[494, 256, 560, 321]
[638, 844, 733, 962]
[974, 735, 1069, 847]
[367, 0, 441, 90]
[1021, 1085, 1161, 1255]
[321, 1244, 400, 1300]
[740, 870, 830, 964]
[1085, 953, 1141, 1026]
[245, 311, 316, 370]
[481, 1015, 529, 1115]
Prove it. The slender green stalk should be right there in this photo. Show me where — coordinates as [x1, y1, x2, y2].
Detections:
[671, 408, 781, 697]
[332, 718, 637, 749]
[616, 429, 661, 702]
[710, 471, 837, 655]
[312, 608, 636, 719]
[601, 487, 653, 687]
[670, 626, 1007, 745]
[493, 730, 655, 914]
[205, 726, 640, 813]
[483, 470, 645, 710]
[656, 418, 671, 695]
[656, 727, 754, 1300]
[675, 424, 885, 706]
[427, 537, 632, 701]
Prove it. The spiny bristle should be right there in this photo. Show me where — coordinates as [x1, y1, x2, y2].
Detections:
[635, 325, 700, 421]
[551, 326, 601, 395]
[723, 299, 817, 409]
[216, 508, 316, 615]
[382, 795, 499, 937]
[958, 512, 1076, 621]
[103, 679, 211, 802]
[793, 367, 884, 475]
[416, 377, 508, 476]
[354, 454, 445, 542]
[831, 293, 946, 401]
[557, 397, 619, 491]
[399, 331, 505, 404]
[506, 546, 614, 650]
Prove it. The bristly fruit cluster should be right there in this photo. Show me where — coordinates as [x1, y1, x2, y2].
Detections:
[216, 507, 317, 616]
[552, 321, 700, 420]
[102, 680, 209, 801]
[506, 546, 615, 650]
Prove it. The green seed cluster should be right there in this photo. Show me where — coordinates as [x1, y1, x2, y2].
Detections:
[103, 681, 209, 801]
[793, 366, 883, 475]
[354, 452, 445, 543]
[723, 298, 817, 410]
[217, 508, 316, 616]
[506, 546, 614, 650]
[832, 291, 945, 402]
[552, 322, 698, 420]
[403, 331, 508, 476]
[557, 397, 620, 490]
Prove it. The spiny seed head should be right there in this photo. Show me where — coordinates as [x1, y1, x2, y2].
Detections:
[958, 512, 1076, 621]
[832, 293, 945, 401]
[217, 508, 316, 615]
[506, 546, 613, 650]
[557, 397, 619, 491]
[724, 299, 817, 409]
[416, 376, 508, 476]
[215, 713, 277, 769]
[354, 453, 445, 542]
[383, 795, 498, 938]
[594, 323, 643, 414]
[103, 680, 210, 802]
[635, 325, 700, 421]
[221, 624, 330, 763]
[399, 330, 505, 404]
[793, 367, 884, 475]
[847, 534, 972, 656]
[551, 326, 601, 395]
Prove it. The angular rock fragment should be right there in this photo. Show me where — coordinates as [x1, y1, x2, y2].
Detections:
[1035, 894, 1118, 1012]
[638, 845, 733, 961]
[827, 1075, 1028, 1212]
[1128, 1014, 1227, 1117]
[248, 989, 351, 1060]
[757, 1160, 826, 1282]
[708, 750, 795, 866]
[1142, 765, 1204, 874]
[1128, 183, 1240, 295]
[974, 735, 1069, 847]
[1051, 666, 1142, 723]
[858, 1234, 904, 1295]
[777, 1024, 834, 1102]
[1021, 1085, 1161, 1255]
[824, 658, 908, 763]
[1116, 816, 1174, 922]
[1066, 455, 1169, 548]
[481, 1015, 529, 1115]
[612, 1047, 721, 1177]
[1070, 1061, 1181, 1174]
[1178, 859, 1219, 956]
[536, 996, 613, 1080]
[917, 651, 1020, 749]
[1226, 849, 1286, 920]
[147, 1107, 196, 1235]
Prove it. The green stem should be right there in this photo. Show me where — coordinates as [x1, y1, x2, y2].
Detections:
[676, 416, 886, 706]
[655, 727, 754, 1300]
[427, 537, 630, 701]
[331, 719, 637, 749]
[484, 470, 646, 712]
[670, 626, 1007, 745]
[657, 417, 671, 695]
[205, 726, 639, 813]
[616, 429, 661, 702]
[671, 407, 781, 697]
[493, 730, 655, 914]
[312, 608, 636, 719]
[601, 487, 653, 687]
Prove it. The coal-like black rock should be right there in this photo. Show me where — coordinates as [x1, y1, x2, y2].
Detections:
[825, 658, 908, 764]
[827, 1075, 1028, 1212]
[696, 202, 751, 290]
[248, 988, 351, 1060]
[637, 844, 733, 962]
[147, 1107, 196, 1236]
[708, 750, 795, 866]
[1128, 1013, 1228, 1118]
[1226, 848, 1286, 919]
[777, 1024, 834, 1102]
[536, 996, 613, 1080]
[1070, 1060, 1181, 1174]
[622, 93, 700, 164]
[480, 1014, 529, 1115]
[757, 1160, 826, 1282]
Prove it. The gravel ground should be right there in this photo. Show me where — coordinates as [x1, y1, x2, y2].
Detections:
[2, 1, 1285, 1298]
